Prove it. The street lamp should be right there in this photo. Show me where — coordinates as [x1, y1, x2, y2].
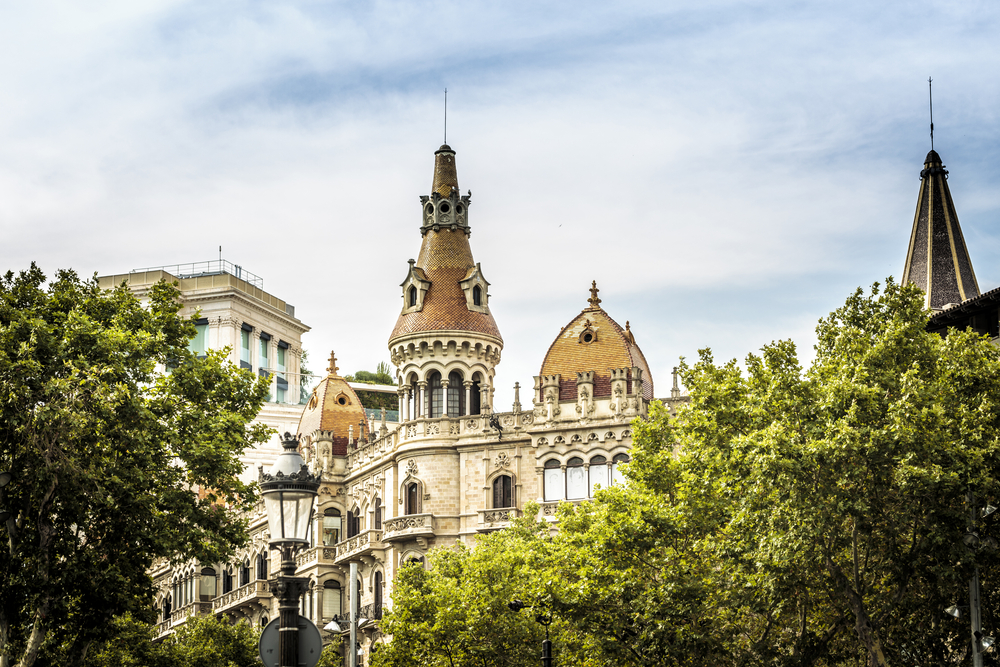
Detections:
[260, 433, 321, 667]
[508, 599, 554, 667]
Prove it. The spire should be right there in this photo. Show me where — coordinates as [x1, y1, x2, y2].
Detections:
[902, 150, 980, 310]
[432, 145, 459, 198]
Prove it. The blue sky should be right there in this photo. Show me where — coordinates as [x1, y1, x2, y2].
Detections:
[3, 0, 1000, 406]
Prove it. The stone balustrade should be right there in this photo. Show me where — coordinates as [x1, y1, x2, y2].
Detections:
[333, 529, 384, 565]
[381, 513, 435, 543]
[295, 544, 338, 568]
[477, 507, 522, 532]
[212, 579, 271, 613]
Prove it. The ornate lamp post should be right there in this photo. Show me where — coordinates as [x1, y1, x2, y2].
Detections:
[508, 599, 553, 667]
[260, 433, 320, 667]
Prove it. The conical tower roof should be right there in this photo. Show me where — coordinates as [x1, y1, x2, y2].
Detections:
[389, 145, 503, 344]
[902, 150, 980, 309]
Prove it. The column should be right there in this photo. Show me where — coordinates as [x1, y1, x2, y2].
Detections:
[417, 381, 427, 418]
[250, 331, 261, 373]
[398, 388, 405, 420]
[480, 383, 490, 414]
[464, 382, 473, 416]
[441, 379, 450, 417]
[404, 387, 411, 421]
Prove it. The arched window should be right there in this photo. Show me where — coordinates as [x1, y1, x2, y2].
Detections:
[493, 475, 513, 508]
[543, 459, 562, 502]
[240, 559, 250, 587]
[405, 482, 420, 515]
[260, 616, 269, 628]
[323, 580, 342, 619]
[471, 375, 482, 415]
[612, 453, 630, 486]
[256, 553, 268, 580]
[163, 596, 172, 620]
[472, 285, 482, 306]
[448, 371, 463, 416]
[374, 571, 383, 613]
[200, 568, 217, 599]
[374, 498, 382, 530]
[566, 457, 587, 500]
[427, 372, 443, 418]
[408, 286, 417, 307]
[222, 569, 233, 594]
[589, 455, 609, 496]
[323, 508, 342, 545]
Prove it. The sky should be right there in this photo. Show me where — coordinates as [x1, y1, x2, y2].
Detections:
[3, 0, 1000, 408]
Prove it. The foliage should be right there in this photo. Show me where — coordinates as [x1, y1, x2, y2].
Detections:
[314, 639, 344, 667]
[84, 614, 261, 667]
[373, 511, 552, 667]
[0, 265, 270, 667]
[345, 362, 394, 386]
[669, 278, 1000, 666]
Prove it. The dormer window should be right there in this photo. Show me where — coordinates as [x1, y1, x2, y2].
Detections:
[459, 262, 491, 314]
[409, 286, 417, 307]
[400, 259, 431, 315]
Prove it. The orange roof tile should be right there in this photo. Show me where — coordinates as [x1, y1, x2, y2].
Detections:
[297, 351, 370, 455]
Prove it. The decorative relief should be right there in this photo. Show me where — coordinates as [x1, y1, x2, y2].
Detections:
[605, 431, 616, 441]
[427, 423, 440, 435]
[536, 437, 548, 447]
[588, 433, 599, 442]
[449, 422, 460, 435]
[405, 459, 419, 477]
[571, 434, 583, 444]
[520, 413, 534, 426]
[554, 436, 565, 445]
[467, 418, 481, 430]
[494, 452, 511, 469]
[406, 425, 416, 438]
[500, 415, 515, 428]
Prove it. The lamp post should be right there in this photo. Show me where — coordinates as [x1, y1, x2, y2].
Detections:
[508, 599, 553, 667]
[260, 433, 321, 667]
[948, 492, 997, 667]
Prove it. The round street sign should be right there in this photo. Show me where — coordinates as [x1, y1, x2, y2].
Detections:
[258, 616, 324, 667]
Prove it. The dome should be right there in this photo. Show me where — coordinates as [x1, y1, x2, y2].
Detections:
[297, 351, 369, 456]
[539, 282, 653, 401]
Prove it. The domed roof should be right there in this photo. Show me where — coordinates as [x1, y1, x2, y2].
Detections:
[539, 282, 653, 401]
[297, 351, 369, 456]
[389, 145, 503, 344]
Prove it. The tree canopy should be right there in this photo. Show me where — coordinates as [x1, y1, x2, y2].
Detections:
[377, 279, 1000, 667]
[0, 265, 270, 667]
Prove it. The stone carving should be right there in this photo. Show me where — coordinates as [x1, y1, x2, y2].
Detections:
[588, 432, 599, 442]
[406, 425, 416, 438]
[501, 415, 515, 428]
[571, 434, 582, 443]
[449, 421, 460, 435]
[405, 459, 419, 476]
[554, 436, 565, 445]
[467, 418, 480, 430]
[427, 423, 440, 435]
[520, 413, 534, 426]
[536, 437, 548, 447]
[494, 452, 511, 469]
[483, 509, 516, 523]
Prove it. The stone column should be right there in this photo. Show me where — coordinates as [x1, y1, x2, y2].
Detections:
[441, 378, 450, 417]
[250, 331, 261, 373]
[417, 381, 427, 418]
[480, 383, 490, 414]
[404, 387, 411, 421]
[397, 388, 405, 420]
[464, 381, 473, 416]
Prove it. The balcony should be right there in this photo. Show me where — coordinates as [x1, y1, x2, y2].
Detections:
[295, 544, 339, 568]
[212, 579, 272, 615]
[381, 513, 435, 543]
[334, 529, 384, 565]
[477, 507, 522, 532]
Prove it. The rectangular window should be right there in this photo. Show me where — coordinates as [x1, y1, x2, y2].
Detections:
[323, 515, 341, 546]
[323, 588, 342, 619]
[276, 345, 287, 403]
[240, 327, 251, 370]
[589, 465, 609, 497]
[543, 468, 562, 501]
[189, 319, 208, 358]
[259, 335, 270, 371]
[566, 466, 588, 499]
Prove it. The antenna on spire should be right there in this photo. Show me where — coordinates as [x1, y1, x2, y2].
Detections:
[443, 88, 448, 144]
[928, 76, 934, 151]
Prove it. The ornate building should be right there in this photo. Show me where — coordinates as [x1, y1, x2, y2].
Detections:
[140, 144, 684, 664]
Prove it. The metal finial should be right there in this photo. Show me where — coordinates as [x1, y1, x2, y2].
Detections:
[444, 88, 448, 144]
[928, 76, 934, 151]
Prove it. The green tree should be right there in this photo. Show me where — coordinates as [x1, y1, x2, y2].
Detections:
[374, 512, 552, 667]
[345, 361, 394, 386]
[0, 265, 270, 667]
[667, 278, 1000, 666]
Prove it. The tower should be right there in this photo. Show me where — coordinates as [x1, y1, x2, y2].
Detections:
[389, 144, 503, 421]
[901, 150, 980, 310]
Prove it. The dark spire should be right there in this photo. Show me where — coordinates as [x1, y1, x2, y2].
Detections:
[902, 150, 980, 309]
[432, 145, 459, 198]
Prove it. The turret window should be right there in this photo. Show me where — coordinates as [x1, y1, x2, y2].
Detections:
[448, 371, 463, 416]
[408, 286, 417, 307]
[473, 285, 482, 306]
[427, 372, 443, 418]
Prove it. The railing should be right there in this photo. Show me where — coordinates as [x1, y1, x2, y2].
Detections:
[132, 260, 264, 289]
[212, 579, 271, 613]
[382, 513, 435, 542]
[359, 602, 383, 621]
[334, 529, 384, 564]
[477, 507, 522, 531]
[296, 545, 338, 567]
[169, 601, 212, 627]
[154, 619, 171, 639]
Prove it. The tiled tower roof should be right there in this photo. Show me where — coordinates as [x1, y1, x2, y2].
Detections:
[389, 145, 503, 344]
[539, 282, 653, 401]
[297, 351, 368, 455]
[902, 150, 980, 309]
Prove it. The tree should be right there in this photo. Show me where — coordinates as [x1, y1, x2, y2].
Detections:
[373, 513, 553, 667]
[668, 278, 1000, 666]
[0, 265, 270, 667]
[345, 362, 394, 386]
[84, 613, 261, 667]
